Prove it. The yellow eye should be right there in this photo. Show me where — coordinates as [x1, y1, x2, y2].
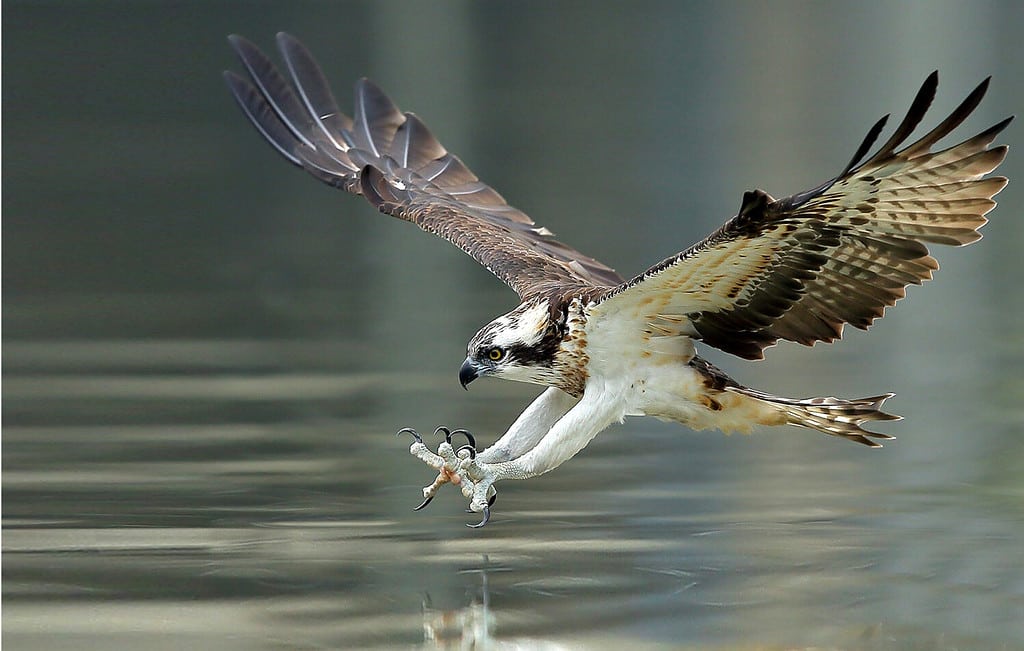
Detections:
[488, 347, 504, 361]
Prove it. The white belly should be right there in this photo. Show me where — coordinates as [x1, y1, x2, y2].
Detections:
[581, 302, 783, 434]
[594, 361, 783, 435]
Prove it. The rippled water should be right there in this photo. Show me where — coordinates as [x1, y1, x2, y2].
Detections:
[5, 298, 1023, 649]
[5, 2, 1024, 649]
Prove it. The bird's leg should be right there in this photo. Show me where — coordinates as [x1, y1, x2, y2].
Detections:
[457, 389, 624, 525]
[475, 388, 578, 464]
[398, 389, 606, 527]
[398, 388, 609, 527]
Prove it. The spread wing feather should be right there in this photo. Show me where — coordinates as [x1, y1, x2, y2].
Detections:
[224, 33, 623, 298]
[593, 72, 1011, 359]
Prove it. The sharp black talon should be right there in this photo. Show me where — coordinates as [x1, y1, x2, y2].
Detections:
[397, 427, 423, 444]
[449, 428, 477, 450]
[413, 495, 434, 511]
[467, 505, 490, 529]
[433, 426, 452, 441]
[456, 444, 477, 459]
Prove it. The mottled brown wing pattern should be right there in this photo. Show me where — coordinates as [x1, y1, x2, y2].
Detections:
[593, 72, 1011, 360]
[224, 33, 623, 298]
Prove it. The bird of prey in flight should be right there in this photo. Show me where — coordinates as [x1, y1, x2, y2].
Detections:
[226, 33, 1011, 527]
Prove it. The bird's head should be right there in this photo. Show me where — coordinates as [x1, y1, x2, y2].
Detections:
[461, 301, 563, 389]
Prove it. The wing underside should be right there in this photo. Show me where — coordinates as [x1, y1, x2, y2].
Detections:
[594, 72, 1011, 360]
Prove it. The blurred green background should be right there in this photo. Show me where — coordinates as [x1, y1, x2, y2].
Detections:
[4, 2, 1023, 649]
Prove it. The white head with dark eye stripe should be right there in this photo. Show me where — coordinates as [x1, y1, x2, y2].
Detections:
[459, 301, 563, 388]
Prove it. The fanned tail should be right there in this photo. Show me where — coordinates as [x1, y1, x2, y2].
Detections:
[728, 386, 901, 447]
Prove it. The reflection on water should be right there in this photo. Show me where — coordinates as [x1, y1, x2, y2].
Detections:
[4, 323, 1023, 650]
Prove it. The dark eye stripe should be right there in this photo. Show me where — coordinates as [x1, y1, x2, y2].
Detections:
[506, 342, 556, 366]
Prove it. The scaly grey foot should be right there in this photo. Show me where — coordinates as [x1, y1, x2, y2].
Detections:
[398, 427, 497, 527]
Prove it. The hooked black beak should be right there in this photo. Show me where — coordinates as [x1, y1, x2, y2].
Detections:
[459, 357, 479, 389]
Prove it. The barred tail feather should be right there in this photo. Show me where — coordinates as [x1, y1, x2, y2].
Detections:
[730, 387, 901, 447]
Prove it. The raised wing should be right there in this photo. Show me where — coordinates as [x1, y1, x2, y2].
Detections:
[224, 33, 623, 298]
[593, 72, 1011, 360]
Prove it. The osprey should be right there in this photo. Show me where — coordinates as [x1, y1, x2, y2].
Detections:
[226, 34, 1011, 527]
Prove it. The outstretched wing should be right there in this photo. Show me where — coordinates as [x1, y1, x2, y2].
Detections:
[224, 33, 623, 298]
[592, 72, 1011, 360]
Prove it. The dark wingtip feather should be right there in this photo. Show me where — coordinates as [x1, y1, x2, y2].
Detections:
[985, 114, 1015, 140]
[226, 33, 247, 50]
[840, 113, 890, 178]
[227, 33, 318, 150]
[275, 30, 352, 146]
[861, 71, 939, 167]
[772, 113, 890, 213]
[227, 33, 264, 71]
[350, 78, 404, 158]
[223, 69, 304, 165]
[902, 75, 1000, 157]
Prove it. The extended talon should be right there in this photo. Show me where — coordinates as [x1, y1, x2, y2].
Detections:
[413, 495, 434, 511]
[434, 426, 476, 451]
[405, 425, 490, 522]
[397, 427, 423, 444]
[433, 426, 452, 440]
[467, 504, 491, 529]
